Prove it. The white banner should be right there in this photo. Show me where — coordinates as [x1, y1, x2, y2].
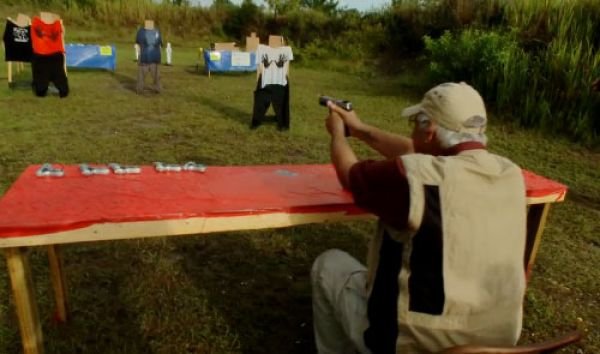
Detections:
[231, 52, 251, 67]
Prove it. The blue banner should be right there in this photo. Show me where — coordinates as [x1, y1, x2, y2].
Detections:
[66, 44, 116, 71]
[203, 50, 256, 73]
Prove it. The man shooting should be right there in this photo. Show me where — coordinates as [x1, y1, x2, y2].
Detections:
[312, 82, 527, 353]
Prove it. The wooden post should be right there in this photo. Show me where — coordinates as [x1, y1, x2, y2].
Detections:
[197, 48, 203, 73]
[8, 61, 13, 86]
[524, 203, 551, 279]
[47, 245, 69, 323]
[5, 247, 44, 354]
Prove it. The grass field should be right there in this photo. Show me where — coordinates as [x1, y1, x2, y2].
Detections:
[0, 30, 599, 354]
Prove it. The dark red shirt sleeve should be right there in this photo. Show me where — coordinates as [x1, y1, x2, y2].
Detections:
[348, 158, 410, 230]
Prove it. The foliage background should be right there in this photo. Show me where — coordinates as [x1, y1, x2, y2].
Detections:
[0, 0, 599, 353]
[5, 0, 599, 145]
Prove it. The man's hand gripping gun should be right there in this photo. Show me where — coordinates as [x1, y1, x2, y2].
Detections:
[319, 95, 352, 137]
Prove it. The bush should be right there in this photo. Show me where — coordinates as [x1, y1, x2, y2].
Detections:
[425, 23, 599, 146]
[425, 29, 522, 101]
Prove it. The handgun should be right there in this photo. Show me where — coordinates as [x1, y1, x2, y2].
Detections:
[319, 95, 353, 111]
[319, 95, 352, 136]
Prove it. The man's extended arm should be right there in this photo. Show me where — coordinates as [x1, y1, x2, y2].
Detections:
[327, 102, 414, 159]
[351, 123, 414, 159]
[327, 111, 358, 189]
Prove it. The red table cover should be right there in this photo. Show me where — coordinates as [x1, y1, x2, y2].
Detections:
[0, 164, 567, 238]
[522, 169, 567, 200]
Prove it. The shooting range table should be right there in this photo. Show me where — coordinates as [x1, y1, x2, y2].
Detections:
[0, 164, 567, 354]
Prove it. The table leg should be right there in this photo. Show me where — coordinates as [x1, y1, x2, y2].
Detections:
[525, 203, 551, 279]
[47, 245, 69, 323]
[5, 247, 44, 354]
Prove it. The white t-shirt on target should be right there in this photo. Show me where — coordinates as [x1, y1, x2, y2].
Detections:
[257, 44, 293, 88]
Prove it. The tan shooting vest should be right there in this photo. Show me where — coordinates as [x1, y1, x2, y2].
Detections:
[366, 149, 527, 353]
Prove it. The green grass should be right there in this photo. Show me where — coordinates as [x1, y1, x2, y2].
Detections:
[0, 32, 599, 354]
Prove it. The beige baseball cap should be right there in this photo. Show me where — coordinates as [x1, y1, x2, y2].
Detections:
[401, 82, 487, 134]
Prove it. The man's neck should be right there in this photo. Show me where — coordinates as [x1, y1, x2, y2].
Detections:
[440, 141, 486, 156]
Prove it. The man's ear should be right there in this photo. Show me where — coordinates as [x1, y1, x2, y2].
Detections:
[424, 122, 437, 143]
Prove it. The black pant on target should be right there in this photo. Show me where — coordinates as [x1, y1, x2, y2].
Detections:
[31, 53, 69, 98]
[251, 76, 290, 130]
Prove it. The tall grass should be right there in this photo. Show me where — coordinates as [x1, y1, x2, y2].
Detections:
[11, 0, 222, 39]
[425, 0, 600, 146]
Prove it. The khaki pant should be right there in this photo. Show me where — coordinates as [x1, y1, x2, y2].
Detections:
[137, 63, 161, 94]
[311, 249, 372, 354]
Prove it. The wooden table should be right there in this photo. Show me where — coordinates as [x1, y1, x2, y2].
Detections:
[0, 164, 567, 354]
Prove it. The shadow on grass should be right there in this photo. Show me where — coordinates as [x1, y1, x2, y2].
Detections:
[195, 94, 252, 127]
[185, 65, 203, 75]
[0, 223, 369, 353]
[2, 244, 153, 354]
[5, 68, 33, 92]
[6, 82, 65, 98]
[565, 190, 600, 212]
[183, 64, 256, 78]
[111, 71, 138, 93]
[176, 222, 370, 354]
[250, 115, 285, 130]
[7, 80, 33, 91]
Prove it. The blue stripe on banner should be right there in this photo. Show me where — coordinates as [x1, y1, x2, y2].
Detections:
[65, 44, 116, 71]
